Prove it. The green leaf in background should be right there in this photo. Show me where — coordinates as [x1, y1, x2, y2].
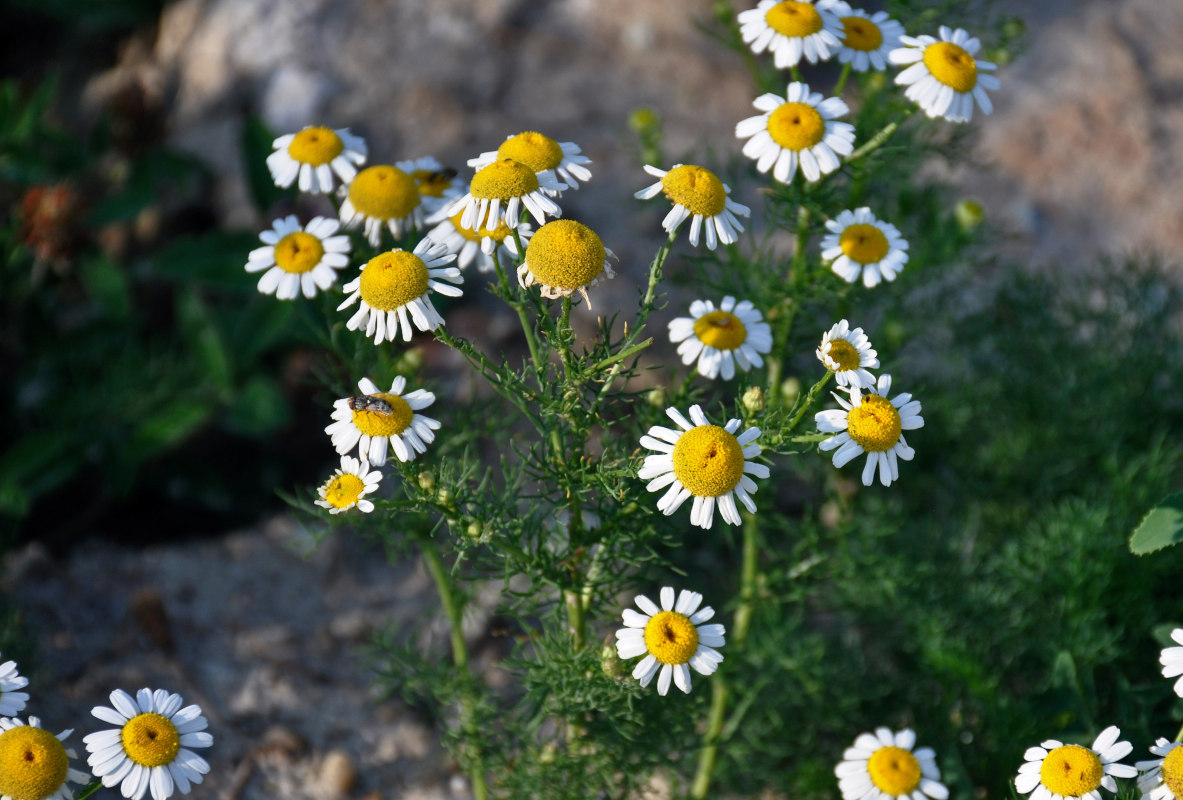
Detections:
[80, 254, 131, 320]
[224, 375, 291, 437]
[0, 431, 82, 518]
[150, 230, 261, 289]
[176, 292, 233, 397]
[1129, 493, 1183, 555]
[241, 115, 287, 214]
[126, 400, 213, 466]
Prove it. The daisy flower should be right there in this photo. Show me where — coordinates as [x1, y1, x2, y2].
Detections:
[0, 653, 29, 716]
[468, 131, 592, 193]
[816, 319, 879, 389]
[245, 215, 351, 300]
[819, 1, 906, 72]
[1015, 726, 1136, 800]
[444, 158, 564, 233]
[266, 125, 366, 194]
[84, 688, 212, 800]
[638, 405, 769, 529]
[836, 727, 948, 800]
[667, 296, 772, 381]
[889, 27, 1000, 123]
[634, 164, 750, 250]
[738, 1, 843, 69]
[338, 164, 426, 246]
[736, 81, 855, 184]
[1159, 628, 1183, 696]
[325, 376, 440, 466]
[315, 455, 382, 514]
[423, 208, 528, 274]
[337, 238, 462, 344]
[614, 587, 725, 696]
[1136, 739, 1183, 800]
[815, 373, 923, 487]
[396, 156, 464, 215]
[820, 207, 909, 288]
[0, 717, 90, 800]
[517, 219, 615, 307]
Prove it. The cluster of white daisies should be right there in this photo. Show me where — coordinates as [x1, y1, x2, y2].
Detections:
[0, 656, 210, 800]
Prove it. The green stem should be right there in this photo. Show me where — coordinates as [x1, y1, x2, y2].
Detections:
[833, 62, 852, 97]
[790, 65, 803, 83]
[559, 295, 575, 378]
[787, 371, 834, 433]
[766, 203, 811, 405]
[1175, 721, 1183, 743]
[846, 107, 917, 165]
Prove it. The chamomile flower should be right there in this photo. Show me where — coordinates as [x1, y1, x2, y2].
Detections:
[639, 405, 769, 529]
[245, 215, 351, 300]
[396, 156, 464, 214]
[444, 158, 564, 233]
[820, 1, 906, 72]
[325, 376, 440, 466]
[338, 164, 426, 245]
[668, 296, 772, 381]
[1014, 726, 1137, 800]
[736, 81, 855, 184]
[820, 207, 909, 288]
[517, 219, 615, 307]
[836, 727, 948, 800]
[266, 126, 366, 194]
[0, 717, 89, 800]
[817, 319, 879, 389]
[634, 164, 750, 250]
[0, 653, 29, 716]
[84, 688, 212, 800]
[315, 455, 382, 514]
[815, 374, 923, 487]
[738, 1, 843, 69]
[423, 208, 528, 274]
[889, 27, 1000, 123]
[468, 131, 592, 193]
[1159, 628, 1183, 696]
[614, 587, 725, 696]
[1136, 739, 1183, 800]
[337, 238, 462, 344]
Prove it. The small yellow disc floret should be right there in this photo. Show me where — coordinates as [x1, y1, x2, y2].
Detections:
[359, 251, 429, 311]
[839, 223, 889, 265]
[1039, 745, 1103, 798]
[352, 393, 413, 437]
[767, 102, 826, 151]
[693, 311, 748, 351]
[122, 712, 181, 768]
[448, 211, 513, 244]
[287, 127, 344, 166]
[524, 220, 606, 292]
[765, 1, 823, 37]
[841, 17, 883, 51]
[348, 165, 420, 220]
[825, 339, 861, 371]
[867, 746, 923, 796]
[323, 473, 366, 509]
[470, 159, 540, 201]
[846, 395, 902, 452]
[923, 41, 978, 92]
[672, 425, 745, 497]
[643, 611, 699, 665]
[274, 232, 324, 274]
[662, 165, 727, 217]
[1160, 746, 1183, 800]
[0, 726, 69, 800]
[496, 132, 563, 173]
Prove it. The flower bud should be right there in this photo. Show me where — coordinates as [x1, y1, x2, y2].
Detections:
[780, 377, 801, 406]
[954, 198, 985, 232]
[645, 386, 666, 408]
[417, 471, 435, 491]
[465, 521, 482, 539]
[436, 487, 453, 506]
[628, 107, 660, 135]
[741, 386, 765, 414]
[601, 641, 627, 680]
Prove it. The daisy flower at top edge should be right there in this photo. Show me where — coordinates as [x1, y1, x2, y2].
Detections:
[819, 1, 906, 72]
[468, 131, 592, 194]
[423, 206, 529, 274]
[1015, 725, 1137, 800]
[338, 164, 426, 246]
[245, 215, 351, 300]
[444, 158, 564, 233]
[816, 319, 879, 389]
[815, 373, 923, 487]
[614, 586, 725, 695]
[266, 126, 367, 194]
[668, 296, 772, 381]
[738, 0, 843, 69]
[820, 207, 909, 288]
[325, 376, 440, 466]
[736, 81, 855, 184]
[889, 26, 1000, 123]
[1159, 628, 1183, 697]
[517, 219, 615, 307]
[836, 727, 948, 800]
[315, 455, 382, 514]
[396, 156, 464, 214]
[1136, 738, 1183, 800]
[0, 716, 90, 800]
[0, 653, 29, 717]
[634, 164, 750, 250]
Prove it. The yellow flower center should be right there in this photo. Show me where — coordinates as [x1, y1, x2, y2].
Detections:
[448, 211, 513, 244]
[923, 41, 978, 93]
[767, 102, 825, 151]
[867, 746, 922, 796]
[410, 168, 454, 198]
[841, 16, 883, 51]
[1039, 745, 1103, 798]
[524, 220, 606, 291]
[348, 165, 420, 220]
[323, 473, 366, 509]
[765, 1, 823, 37]
[358, 250, 429, 311]
[496, 131, 564, 173]
[846, 395, 901, 452]
[643, 610, 699, 665]
[671, 425, 746, 497]
[693, 311, 748, 351]
[0, 726, 69, 800]
[352, 392, 413, 437]
[1161, 746, 1183, 800]
[825, 339, 861, 371]
[274, 231, 325, 274]
[286, 126, 344, 166]
[839, 223, 889, 264]
[661, 165, 727, 217]
[122, 712, 181, 768]
[470, 158, 540, 201]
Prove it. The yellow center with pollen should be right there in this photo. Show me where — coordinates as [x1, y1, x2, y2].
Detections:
[839, 223, 889, 264]
[672, 425, 745, 497]
[643, 611, 699, 665]
[274, 231, 324, 274]
[1039, 745, 1103, 798]
[693, 311, 747, 351]
[846, 395, 901, 452]
[0, 726, 69, 800]
[411, 169, 454, 198]
[122, 712, 181, 768]
[767, 102, 825, 151]
[867, 746, 922, 796]
[765, 1, 823, 37]
[1160, 746, 1183, 800]
[923, 41, 978, 92]
[825, 339, 861, 371]
[662, 165, 727, 217]
[348, 165, 420, 220]
[324, 473, 366, 509]
[448, 211, 513, 244]
[841, 17, 883, 51]
[496, 131, 563, 173]
[359, 251, 429, 311]
[470, 159, 540, 201]
[287, 126, 344, 166]
[524, 220, 606, 291]
[352, 393, 413, 437]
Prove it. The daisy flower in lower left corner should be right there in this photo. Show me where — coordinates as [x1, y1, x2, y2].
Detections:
[1015, 726, 1136, 800]
[0, 717, 90, 800]
[615, 586, 725, 696]
[84, 688, 212, 800]
[836, 727, 947, 800]
[326, 376, 440, 466]
[316, 455, 382, 514]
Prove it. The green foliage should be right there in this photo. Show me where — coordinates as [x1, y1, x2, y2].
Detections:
[1129, 494, 1183, 555]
